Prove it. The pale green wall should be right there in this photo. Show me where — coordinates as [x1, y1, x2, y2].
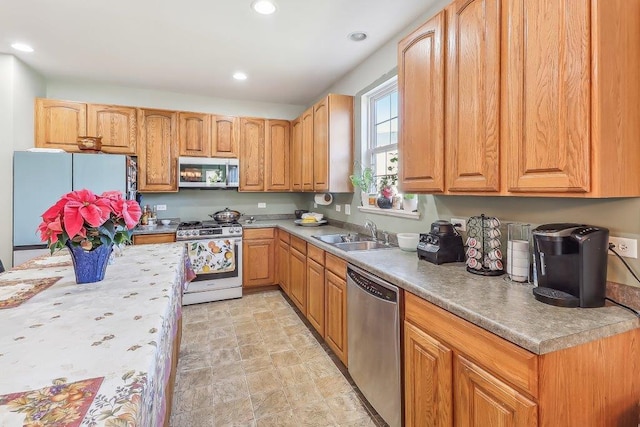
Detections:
[0, 54, 46, 267]
[309, 0, 640, 289]
[141, 190, 307, 221]
[47, 79, 304, 120]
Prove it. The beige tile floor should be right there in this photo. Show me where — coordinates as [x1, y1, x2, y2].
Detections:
[170, 290, 386, 427]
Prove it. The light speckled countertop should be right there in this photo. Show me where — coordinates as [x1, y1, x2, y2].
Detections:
[132, 223, 179, 235]
[244, 219, 640, 355]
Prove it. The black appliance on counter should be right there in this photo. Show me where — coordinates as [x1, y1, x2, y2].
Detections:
[417, 220, 465, 265]
[532, 223, 609, 308]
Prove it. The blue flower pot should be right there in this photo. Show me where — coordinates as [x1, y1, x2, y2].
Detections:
[66, 242, 113, 284]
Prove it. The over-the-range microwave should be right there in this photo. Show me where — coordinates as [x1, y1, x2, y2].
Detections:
[178, 157, 239, 189]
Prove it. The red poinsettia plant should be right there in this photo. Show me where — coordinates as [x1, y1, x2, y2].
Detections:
[38, 189, 142, 254]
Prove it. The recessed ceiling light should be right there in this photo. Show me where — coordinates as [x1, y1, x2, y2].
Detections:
[11, 42, 34, 52]
[233, 72, 248, 81]
[347, 32, 368, 42]
[252, 0, 277, 15]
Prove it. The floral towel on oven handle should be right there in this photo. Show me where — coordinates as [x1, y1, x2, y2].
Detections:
[187, 239, 235, 275]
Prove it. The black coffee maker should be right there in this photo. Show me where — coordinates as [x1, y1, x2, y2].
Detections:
[417, 220, 465, 265]
[532, 223, 609, 308]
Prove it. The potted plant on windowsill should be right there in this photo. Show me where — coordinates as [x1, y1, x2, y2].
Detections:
[349, 163, 375, 206]
[377, 154, 399, 209]
[403, 193, 418, 212]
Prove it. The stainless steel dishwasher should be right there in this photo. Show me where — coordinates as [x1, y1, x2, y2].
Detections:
[347, 264, 401, 427]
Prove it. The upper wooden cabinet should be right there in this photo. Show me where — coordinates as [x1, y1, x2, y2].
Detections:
[211, 115, 239, 158]
[398, 12, 446, 193]
[502, 0, 640, 197]
[178, 112, 210, 157]
[36, 99, 138, 155]
[401, 0, 640, 197]
[36, 99, 87, 152]
[265, 120, 291, 191]
[137, 109, 178, 192]
[87, 104, 137, 154]
[312, 94, 353, 193]
[445, 0, 500, 193]
[290, 94, 353, 193]
[290, 118, 303, 191]
[239, 118, 265, 191]
[504, 0, 590, 194]
[301, 107, 314, 191]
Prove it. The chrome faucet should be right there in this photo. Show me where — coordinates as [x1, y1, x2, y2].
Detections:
[364, 220, 378, 242]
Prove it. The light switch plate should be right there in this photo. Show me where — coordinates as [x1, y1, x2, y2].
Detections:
[258, 202, 267, 208]
[156, 204, 167, 211]
[345, 204, 351, 215]
[336, 205, 341, 212]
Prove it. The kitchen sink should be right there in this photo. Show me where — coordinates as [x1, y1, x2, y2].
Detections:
[333, 241, 392, 251]
[312, 233, 370, 244]
[312, 233, 393, 251]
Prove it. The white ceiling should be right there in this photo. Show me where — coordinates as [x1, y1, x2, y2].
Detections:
[0, 0, 436, 106]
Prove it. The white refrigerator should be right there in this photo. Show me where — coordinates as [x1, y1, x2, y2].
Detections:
[12, 151, 137, 266]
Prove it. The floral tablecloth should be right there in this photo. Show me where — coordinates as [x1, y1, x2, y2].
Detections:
[0, 243, 186, 427]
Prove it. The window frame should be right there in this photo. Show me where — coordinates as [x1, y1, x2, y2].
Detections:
[362, 75, 399, 184]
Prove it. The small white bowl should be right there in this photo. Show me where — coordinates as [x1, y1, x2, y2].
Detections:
[161, 219, 171, 226]
[397, 233, 420, 252]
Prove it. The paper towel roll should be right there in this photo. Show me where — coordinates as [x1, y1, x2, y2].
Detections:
[314, 193, 333, 205]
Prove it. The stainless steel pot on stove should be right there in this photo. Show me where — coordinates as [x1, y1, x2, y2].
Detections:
[209, 207, 243, 223]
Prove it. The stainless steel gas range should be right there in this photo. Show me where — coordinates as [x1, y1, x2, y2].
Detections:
[176, 221, 243, 305]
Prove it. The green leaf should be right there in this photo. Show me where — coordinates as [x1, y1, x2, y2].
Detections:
[100, 221, 116, 240]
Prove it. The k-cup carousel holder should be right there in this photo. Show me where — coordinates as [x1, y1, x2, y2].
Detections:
[466, 214, 505, 276]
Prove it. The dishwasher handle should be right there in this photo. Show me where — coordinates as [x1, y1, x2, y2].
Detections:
[347, 266, 398, 303]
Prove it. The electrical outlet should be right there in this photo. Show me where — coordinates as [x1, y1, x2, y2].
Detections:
[258, 202, 266, 208]
[345, 204, 351, 215]
[609, 237, 637, 258]
[336, 205, 341, 212]
[156, 204, 167, 211]
[314, 202, 317, 208]
[451, 217, 467, 232]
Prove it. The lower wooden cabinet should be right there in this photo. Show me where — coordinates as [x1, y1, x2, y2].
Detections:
[405, 292, 538, 427]
[289, 236, 307, 315]
[454, 355, 537, 427]
[243, 228, 276, 288]
[276, 231, 291, 297]
[404, 321, 452, 427]
[324, 253, 348, 366]
[132, 233, 176, 245]
[404, 291, 640, 427]
[306, 254, 325, 337]
[273, 234, 348, 366]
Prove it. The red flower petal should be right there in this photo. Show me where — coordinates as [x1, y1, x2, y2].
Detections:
[118, 200, 142, 229]
[63, 204, 85, 239]
[42, 199, 66, 221]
